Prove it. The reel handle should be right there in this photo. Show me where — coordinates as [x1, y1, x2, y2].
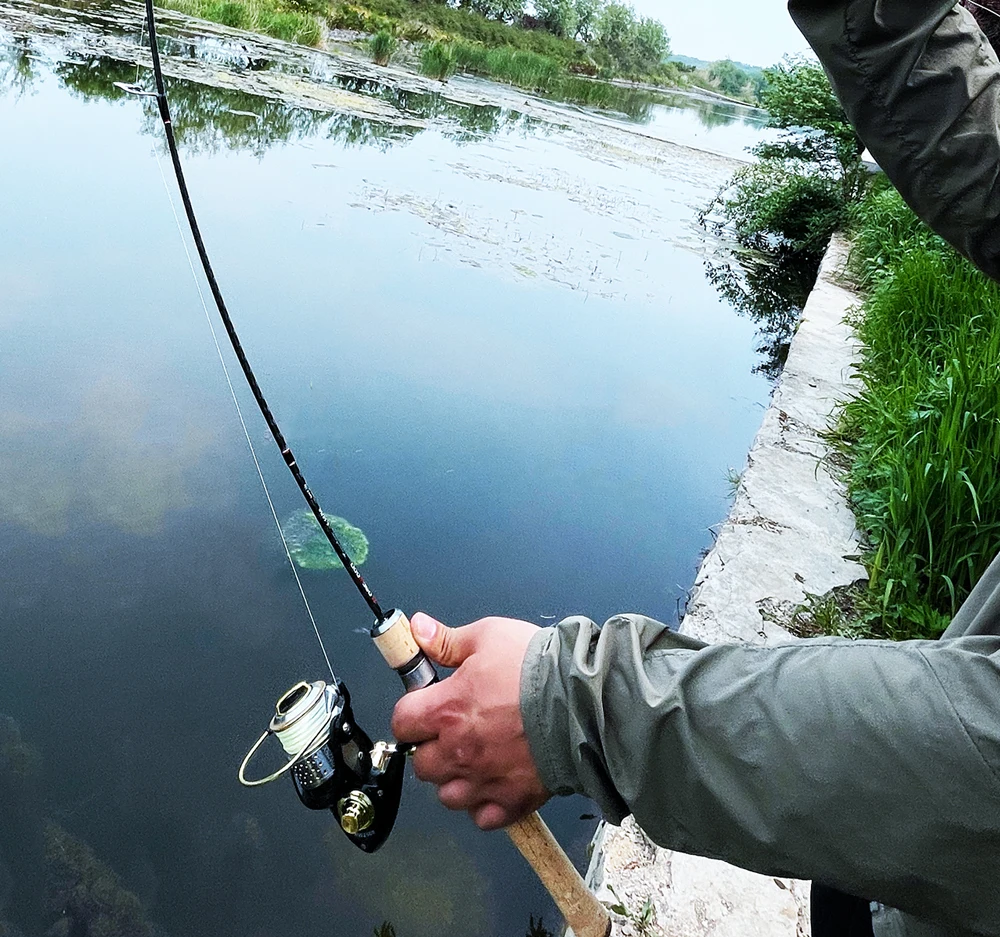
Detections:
[373, 611, 610, 937]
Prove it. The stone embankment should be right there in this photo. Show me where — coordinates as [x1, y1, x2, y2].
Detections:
[580, 235, 868, 937]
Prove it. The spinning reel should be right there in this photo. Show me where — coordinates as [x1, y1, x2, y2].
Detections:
[239, 610, 435, 852]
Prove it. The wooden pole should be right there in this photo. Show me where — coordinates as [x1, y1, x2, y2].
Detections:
[507, 812, 612, 937]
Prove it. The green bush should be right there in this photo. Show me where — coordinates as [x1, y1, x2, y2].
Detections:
[285, 0, 327, 16]
[709, 59, 748, 97]
[328, 3, 369, 29]
[720, 161, 845, 257]
[420, 41, 457, 81]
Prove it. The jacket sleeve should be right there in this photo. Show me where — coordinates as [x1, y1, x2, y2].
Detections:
[788, 0, 1000, 282]
[519, 614, 1000, 934]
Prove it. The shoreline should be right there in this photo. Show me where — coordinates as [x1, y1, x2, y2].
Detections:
[578, 235, 867, 937]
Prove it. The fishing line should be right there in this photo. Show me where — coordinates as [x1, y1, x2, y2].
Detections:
[137, 0, 387, 630]
[151, 147, 338, 682]
[122, 16, 618, 926]
[964, 0, 1000, 19]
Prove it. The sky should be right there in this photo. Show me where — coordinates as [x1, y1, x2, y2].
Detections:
[630, 0, 813, 67]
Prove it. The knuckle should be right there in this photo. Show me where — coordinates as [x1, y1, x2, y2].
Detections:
[438, 785, 469, 811]
[438, 629, 455, 665]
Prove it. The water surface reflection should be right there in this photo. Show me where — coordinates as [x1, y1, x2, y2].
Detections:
[1, 14, 776, 937]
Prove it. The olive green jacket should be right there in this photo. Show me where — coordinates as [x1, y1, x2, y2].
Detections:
[523, 591, 1000, 936]
[522, 7, 1000, 936]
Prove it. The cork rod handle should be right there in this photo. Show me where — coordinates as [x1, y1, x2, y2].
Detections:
[506, 812, 611, 937]
[375, 612, 611, 937]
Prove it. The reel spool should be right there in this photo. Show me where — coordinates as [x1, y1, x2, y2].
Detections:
[239, 679, 405, 853]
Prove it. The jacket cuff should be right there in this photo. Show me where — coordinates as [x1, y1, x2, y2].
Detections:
[520, 624, 580, 796]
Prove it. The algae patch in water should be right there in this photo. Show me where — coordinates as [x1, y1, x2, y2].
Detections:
[281, 508, 369, 570]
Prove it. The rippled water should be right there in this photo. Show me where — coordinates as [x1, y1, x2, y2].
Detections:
[0, 9, 775, 937]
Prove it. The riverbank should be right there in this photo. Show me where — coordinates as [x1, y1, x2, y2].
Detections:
[159, 0, 692, 97]
[581, 235, 866, 936]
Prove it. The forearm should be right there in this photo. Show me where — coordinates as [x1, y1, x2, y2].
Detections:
[789, 0, 1000, 281]
[521, 615, 1000, 933]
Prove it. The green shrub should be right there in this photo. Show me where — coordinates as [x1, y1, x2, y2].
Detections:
[285, 0, 327, 16]
[420, 41, 457, 81]
[368, 28, 398, 65]
[720, 161, 845, 258]
[328, 3, 370, 29]
[328, 2, 392, 31]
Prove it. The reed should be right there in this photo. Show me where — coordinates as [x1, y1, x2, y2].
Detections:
[451, 41, 561, 89]
[368, 29, 398, 65]
[420, 41, 457, 81]
[836, 186, 1000, 638]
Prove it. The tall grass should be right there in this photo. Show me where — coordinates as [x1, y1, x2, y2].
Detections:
[368, 29, 398, 65]
[437, 39, 656, 108]
[451, 41, 560, 88]
[420, 41, 456, 81]
[837, 186, 1000, 638]
[165, 0, 322, 45]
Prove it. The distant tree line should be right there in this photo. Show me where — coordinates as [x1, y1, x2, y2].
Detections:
[452, 0, 669, 76]
[707, 58, 767, 101]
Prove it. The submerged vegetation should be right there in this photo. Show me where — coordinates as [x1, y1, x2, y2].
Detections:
[832, 183, 1000, 639]
[282, 508, 370, 569]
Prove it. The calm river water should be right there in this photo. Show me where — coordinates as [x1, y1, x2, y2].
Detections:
[1, 10, 775, 937]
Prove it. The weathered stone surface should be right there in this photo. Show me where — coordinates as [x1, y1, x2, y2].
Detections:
[684, 235, 866, 647]
[580, 236, 865, 937]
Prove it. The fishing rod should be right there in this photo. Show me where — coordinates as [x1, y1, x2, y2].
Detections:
[125, 5, 610, 933]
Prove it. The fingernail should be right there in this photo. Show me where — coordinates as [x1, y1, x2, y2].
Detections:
[411, 614, 436, 641]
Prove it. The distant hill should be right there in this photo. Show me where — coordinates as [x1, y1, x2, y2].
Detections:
[670, 54, 766, 76]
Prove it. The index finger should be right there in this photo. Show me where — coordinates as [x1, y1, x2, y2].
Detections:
[391, 680, 448, 744]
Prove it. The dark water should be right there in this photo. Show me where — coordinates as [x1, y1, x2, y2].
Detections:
[1, 16, 774, 937]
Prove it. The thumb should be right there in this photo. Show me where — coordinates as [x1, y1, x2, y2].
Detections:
[410, 612, 478, 668]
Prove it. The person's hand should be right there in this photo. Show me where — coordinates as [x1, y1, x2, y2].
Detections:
[391, 612, 551, 830]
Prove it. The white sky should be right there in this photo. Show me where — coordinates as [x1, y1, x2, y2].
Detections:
[630, 0, 813, 67]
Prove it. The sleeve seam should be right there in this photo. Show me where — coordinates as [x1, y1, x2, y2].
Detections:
[915, 646, 1000, 792]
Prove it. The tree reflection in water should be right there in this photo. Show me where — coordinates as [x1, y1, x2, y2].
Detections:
[0, 35, 36, 100]
[0, 36, 540, 158]
[705, 245, 818, 382]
